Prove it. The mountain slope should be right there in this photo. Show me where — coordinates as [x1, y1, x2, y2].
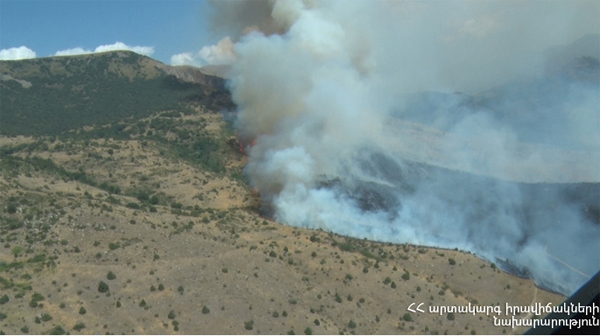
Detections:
[0, 52, 566, 335]
[0, 51, 231, 136]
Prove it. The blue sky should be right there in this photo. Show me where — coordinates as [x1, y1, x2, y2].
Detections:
[0, 0, 225, 64]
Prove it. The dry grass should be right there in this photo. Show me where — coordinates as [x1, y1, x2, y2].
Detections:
[0, 110, 565, 335]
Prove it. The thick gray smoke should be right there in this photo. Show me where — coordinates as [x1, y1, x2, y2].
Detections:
[214, 0, 600, 295]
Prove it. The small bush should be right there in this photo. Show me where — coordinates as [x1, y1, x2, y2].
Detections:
[106, 271, 116, 280]
[304, 327, 313, 335]
[98, 281, 109, 293]
[168, 310, 176, 319]
[73, 322, 86, 331]
[31, 293, 45, 302]
[49, 325, 66, 335]
[244, 320, 254, 330]
[6, 204, 17, 214]
[0, 294, 9, 304]
[202, 305, 210, 314]
[348, 320, 357, 329]
[449, 258, 456, 265]
[79, 307, 86, 315]
[402, 313, 413, 322]
[447, 313, 455, 321]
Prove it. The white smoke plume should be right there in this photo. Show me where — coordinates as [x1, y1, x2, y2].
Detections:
[170, 37, 236, 66]
[215, 0, 600, 295]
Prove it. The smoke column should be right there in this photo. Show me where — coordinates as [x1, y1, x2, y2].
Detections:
[211, 0, 600, 295]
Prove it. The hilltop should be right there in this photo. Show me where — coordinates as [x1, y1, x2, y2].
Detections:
[0, 51, 565, 335]
[0, 51, 232, 136]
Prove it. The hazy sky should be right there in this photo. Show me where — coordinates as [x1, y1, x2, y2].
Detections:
[0, 0, 222, 64]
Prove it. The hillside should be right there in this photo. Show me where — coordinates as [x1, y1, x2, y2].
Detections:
[0, 52, 565, 335]
[0, 51, 232, 136]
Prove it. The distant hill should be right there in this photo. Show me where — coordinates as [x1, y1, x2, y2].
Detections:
[0, 51, 232, 136]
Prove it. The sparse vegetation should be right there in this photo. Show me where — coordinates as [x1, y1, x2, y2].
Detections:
[0, 50, 567, 335]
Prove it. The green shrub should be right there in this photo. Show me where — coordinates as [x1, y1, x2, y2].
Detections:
[449, 258, 456, 265]
[79, 307, 86, 315]
[49, 325, 66, 335]
[402, 271, 410, 281]
[98, 281, 109, 293]
[106, 271, 116, 280]
[31, 293, 45, 301]
[447, 313, 455, 321]
[6, 204, 17, 214]
[73, 322, 86, 331]
[304, 327, 313, 335]
[202, 305, 210, 314]
[348, 320, 357, 329]
[402, 313, 413, 322]
[168, 310, 176, 319]
[244, 320, 254, 330]
[0, 294, 9, 304]
[126, 202, 140, 209]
